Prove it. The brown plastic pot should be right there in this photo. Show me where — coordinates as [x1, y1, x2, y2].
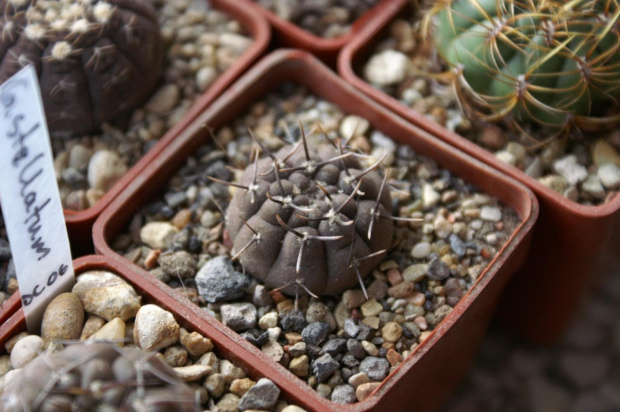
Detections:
[338, 0, 620, 344]
[0, 254, 317, 411]
[62, 0, 271, 257]
[93, 49, 538, 411]
[234, 0, 393, 67]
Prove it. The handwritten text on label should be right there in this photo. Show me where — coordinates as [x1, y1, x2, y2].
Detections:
[0, 65, 75, 333]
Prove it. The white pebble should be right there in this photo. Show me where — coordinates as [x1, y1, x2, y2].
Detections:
[10, 336, 44, 369]
[598, 164, 620, 189]
[422, 184, 440, 209]
[495, 150, 517, 166]
[145, 84, 180, 114]
[134, 304, 180, 352]
[196, 66, 218, 91]
[581, 174, 606, 200]
[340, 115, 370, 138]
[363, 49, 412, 87]
[87, 150, 127, 191]
[554, 155, 588, 185]
[258, 312, 278, 330]
[411, 242, 431, 259]
[480, 206, 502, 222]
[140, 222, 179, 250]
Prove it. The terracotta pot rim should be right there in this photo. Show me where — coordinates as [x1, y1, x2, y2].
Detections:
[0, 254, 317, 410]
[238, 0, 394, 52]
[63, 0, 271, 225]
[337, 0, 620, 220]
[94, 49, 538, 411]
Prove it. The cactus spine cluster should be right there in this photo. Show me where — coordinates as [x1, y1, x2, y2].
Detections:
[221, 124, 397, 298]
[426, 0, 620, 134]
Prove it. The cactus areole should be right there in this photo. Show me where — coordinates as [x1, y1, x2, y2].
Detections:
[428, 0, 620, 132]
[0, 0, 163, 137]
[225, 129, 394, 297]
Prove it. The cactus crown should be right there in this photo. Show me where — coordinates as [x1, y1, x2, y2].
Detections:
[425, 0, 620, 135]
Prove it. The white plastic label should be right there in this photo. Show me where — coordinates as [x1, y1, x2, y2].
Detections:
[0, 65, 74, 333]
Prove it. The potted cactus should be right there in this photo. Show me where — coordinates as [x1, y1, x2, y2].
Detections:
[0, 255, 311, 411]
[93, 49, 538, 411]
[339, 0, 620, 343]
[0, 0, 270, 256]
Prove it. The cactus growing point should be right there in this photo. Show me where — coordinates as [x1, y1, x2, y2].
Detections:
[425, 0, 620, 135]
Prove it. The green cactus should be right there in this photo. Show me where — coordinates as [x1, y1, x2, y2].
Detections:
[425, 0, 620, 134]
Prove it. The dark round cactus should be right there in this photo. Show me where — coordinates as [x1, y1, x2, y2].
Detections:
[0, 0, 163, 137]
[224, 127, 394, 297]
[2, 342, 197, 411]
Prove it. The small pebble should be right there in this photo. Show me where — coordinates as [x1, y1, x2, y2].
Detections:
[10, 335, 44, 369]
[41, 292, 84, 341]
[134, 304, 180, 352]
[72, 271, 141, 321]
[221, 303, 257, 331]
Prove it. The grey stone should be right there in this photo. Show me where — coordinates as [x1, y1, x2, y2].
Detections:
[238, 378, 280, 411]
[347, 339, 366, 360]
[306, 302, 336, 331]
[322, 338, 347, 356]
[428, 258, 450, 281]
[449, 234, 466, 258]
[252, 285, 272, 307]
[330, 384, 356, 404]
[158, 251, 197, 279]
[195, 256, 250, 302]
[359, 357, 390, 381]
[444, 278, 464, 307]
[301, 322, 330, 346]
[164, 191, 187, 208]
[280, 310, 306, 332]
[221, 303, 257, 332]
[312, 354, 339, 383]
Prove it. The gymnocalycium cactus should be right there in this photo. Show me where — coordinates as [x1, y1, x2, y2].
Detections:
[425, 0, 620, 134]
[1, 342, 197, 411]
[0, 0, 163, 137]
[220, 124, 395, 298]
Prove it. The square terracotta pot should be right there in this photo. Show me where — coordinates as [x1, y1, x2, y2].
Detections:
[93, 49, 538, 411]
[338, 0, 620, 343]
[62, 0, 271, 257]
[234, 0, 393, 66]
[0, 254, 316, 410]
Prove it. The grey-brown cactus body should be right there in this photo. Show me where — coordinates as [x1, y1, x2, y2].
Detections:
[1, 343, 197, 411]
[0, 0, 162, 137]
[227, 140, 393, 297]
